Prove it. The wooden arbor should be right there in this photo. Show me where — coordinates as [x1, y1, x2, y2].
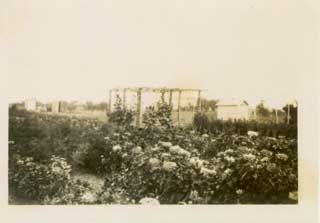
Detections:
[108, 87, 205, 127]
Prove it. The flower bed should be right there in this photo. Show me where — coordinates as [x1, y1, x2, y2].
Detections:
[8, 105, 298, 204]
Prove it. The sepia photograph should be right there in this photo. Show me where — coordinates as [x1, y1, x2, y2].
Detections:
[8, 89, 298, 205]
[3, 0, 319, 223]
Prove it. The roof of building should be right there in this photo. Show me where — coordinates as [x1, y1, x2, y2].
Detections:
[216, 99, 249, 106]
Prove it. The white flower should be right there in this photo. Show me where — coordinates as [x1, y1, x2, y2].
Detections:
[169, 145, 191, 157]
[236, 189, 244, 195]
[121, 153, 128, 158]
[17, 160, 24, 165]
[225, 156, 235, 163]
[201, 134, 209, 138]
[132, 146, 142, 154]
[225, 149, 234, 154]
[149, 158, 161, 168]
[276, 153, 288, 161]
[139, 197, 160, 205]
[200, 167, 217, 176]
[247, 131, 259, 137]
[289, 191, 298, 201]
[159, 141, 172, 148]
[112, 145, 122, 152]
[81, 192, 96, 203]
[169, 145, 182, 154]
[51, 166, 63, 174]
[261, 149, 273, 157]
[190, 157, 205, 168]
[224, 168, 233, 175]
[243, 153, 256, 161]
[151, 147, 160, 152]
[160, 153, 171, 160]
[260, 157, 269, 162]
[163, 161, 177, 171]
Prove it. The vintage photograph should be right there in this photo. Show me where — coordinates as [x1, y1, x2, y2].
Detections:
[9, 90, 298, 205]
[7, 0, 311, 207]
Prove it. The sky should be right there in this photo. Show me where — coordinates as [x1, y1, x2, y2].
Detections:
[5, 0, 318, 108]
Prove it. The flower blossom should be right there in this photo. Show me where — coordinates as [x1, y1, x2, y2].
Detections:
[132, 146, 142, 154]
[261, 149, 273, 157]
[236, 189, 244, 195]
[163, 161, 177, 171]
[81, 192, 97, 203]
[112, 145, 122, 152]
[243, 153, 256, 161]
[276, 153, 288, 161]
[247, 131, 259, 137]
[169, 145, 191, 157]
[149, 158, 161, 169]
[200, 167, 217, 176]
[139, 197, 160, 205]
[225, 156, 235, 163]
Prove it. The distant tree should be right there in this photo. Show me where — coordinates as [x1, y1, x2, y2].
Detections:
[59, 101, 77, 112]
[256, 101, 271, 120]
[201, 99, 219, 112]
[84, 101, 108, 111]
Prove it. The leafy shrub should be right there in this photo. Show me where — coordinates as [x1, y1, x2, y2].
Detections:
[9, 155, 96, 204]
[107, 95, 135, 127]
[193, 115, 297, 138]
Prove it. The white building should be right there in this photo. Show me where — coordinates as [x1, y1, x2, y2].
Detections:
[24, 99, 36, 111]
[216, 99, 251, 121]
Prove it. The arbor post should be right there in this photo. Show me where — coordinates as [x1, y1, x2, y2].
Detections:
[177, 90, 182, 126]
[197, 90, 202, 112]
[169, 90, 173, 107]
[108, 90, 112, 113]
[160, 89, 165, 104]
[136, 88, 142, 127]
[123, 88, 127, 109]
[287, 104, 290, 124]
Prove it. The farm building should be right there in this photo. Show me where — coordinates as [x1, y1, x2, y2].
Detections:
[216, 99, 252, 121]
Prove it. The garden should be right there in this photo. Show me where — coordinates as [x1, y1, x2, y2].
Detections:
[8, 99, 298, 205]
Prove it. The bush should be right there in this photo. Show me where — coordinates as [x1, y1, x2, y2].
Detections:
[9, 155, 96, 204]
[193, 114, 297, 138]
[107, 95, 135, 127]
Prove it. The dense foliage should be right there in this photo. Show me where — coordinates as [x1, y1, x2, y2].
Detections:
[9, 104, 298, 204]
[193, 112, 297, 138]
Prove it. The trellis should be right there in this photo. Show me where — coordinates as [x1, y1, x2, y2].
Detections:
[108, 87, 205, 127]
